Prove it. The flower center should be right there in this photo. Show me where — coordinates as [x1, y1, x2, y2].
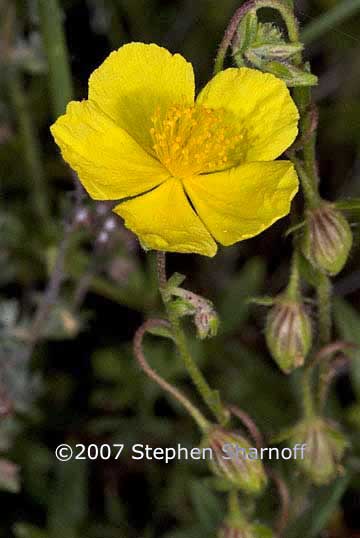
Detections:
[150, 103, 243, 177]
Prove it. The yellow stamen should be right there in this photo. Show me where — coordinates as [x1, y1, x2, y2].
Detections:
[150, 103, 243, 177]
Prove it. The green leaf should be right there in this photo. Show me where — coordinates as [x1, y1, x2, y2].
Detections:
[219, 257, 266, 335]
[286, 474, 350, 538]
[166, 272, 186, 289]
[298, 254, 323, 288]
[189, 480, 223, 531]
[285, 220, 305, 237]
[48, 457, 88, 538]
[334, 297, 360, 399]
[336, 198, 360, 212]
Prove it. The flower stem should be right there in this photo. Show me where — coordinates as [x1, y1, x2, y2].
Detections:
[317, 274, 332, 346]
[317, 273, 333, 411]
[286, 251, 301, 300]
[293, 87, 319, 183]
[133, 319, 209, 432]
[156, 251, 227, 425]
[302, 366, 315, 418]
[228, 489, 243, 521]
[291, 157, 320, 209]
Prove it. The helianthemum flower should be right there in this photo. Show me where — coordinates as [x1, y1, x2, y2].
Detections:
[51, 43, 299, 256]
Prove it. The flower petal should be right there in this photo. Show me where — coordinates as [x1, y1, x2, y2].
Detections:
[88, 43, 195, 152]
[197, 68, 299, 162]
[183, 161, 298, 245]
[51, 100, 169, 200]
[114, 179, 217, 256]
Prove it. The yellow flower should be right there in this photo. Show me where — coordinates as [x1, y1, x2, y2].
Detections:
[51, 43, 299, 257]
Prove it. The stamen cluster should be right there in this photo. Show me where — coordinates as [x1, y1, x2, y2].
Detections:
[150, 104, 243, 177]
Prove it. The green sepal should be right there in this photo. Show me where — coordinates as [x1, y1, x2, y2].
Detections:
[166, 272, 186, 290]
[234, 11, 259, 56]
[168, 297, 195, 318]
[249, 42, 303, 61]
[285, 220, 306, 237]
[259, 60, 318, 87]
[298, 253, 324, 288]
[146, 324, 175, 341]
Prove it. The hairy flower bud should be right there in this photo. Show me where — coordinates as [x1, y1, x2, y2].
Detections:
[194, 305, 219, 339]
[301, 203, 353, 275]
[265, 299, 312, 373]
[204, 428, 267, 495]
[170, 287, 219, 339]
[289, 417, 348, 485]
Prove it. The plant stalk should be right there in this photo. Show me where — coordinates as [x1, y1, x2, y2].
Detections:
[156, 252, 227, 424]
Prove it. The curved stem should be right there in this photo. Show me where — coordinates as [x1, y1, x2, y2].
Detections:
[267, 469, 290, 537]
[133, 319, 209, 432]
[214, 0, 256, 74]
[156, 252, 227, 425]
[227, 404, 264, 449]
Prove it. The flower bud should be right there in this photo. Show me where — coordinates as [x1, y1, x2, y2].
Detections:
[289, 417, 348, 485]
[301, 203, 353, 275]
[170, 288, 219, 339]
[194, 305, 219, 339]
[265, 299, 312, 373]
[204, 428, 267, 495]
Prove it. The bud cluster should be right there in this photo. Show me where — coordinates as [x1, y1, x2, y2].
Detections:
[233, 13, 317, 87]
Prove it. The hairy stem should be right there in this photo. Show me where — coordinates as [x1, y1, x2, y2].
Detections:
[291, 156, 320, 209]
[133, 319, 209, 431]
[156, 252, 227, 424]
[317, 274, 333, 410]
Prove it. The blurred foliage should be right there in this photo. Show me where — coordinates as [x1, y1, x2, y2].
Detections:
[1, 0, 360, 537]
